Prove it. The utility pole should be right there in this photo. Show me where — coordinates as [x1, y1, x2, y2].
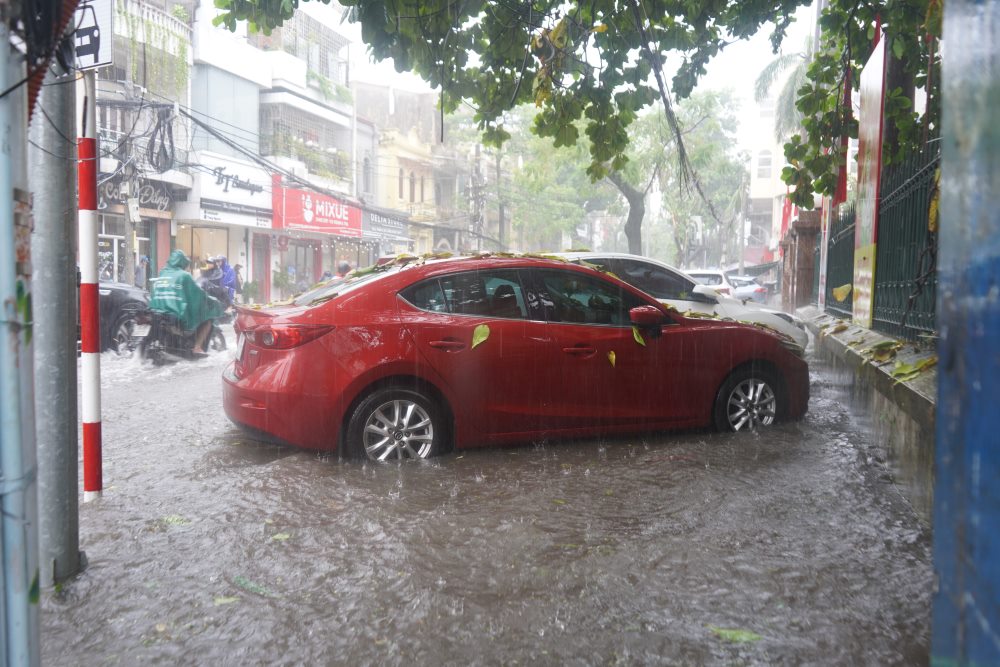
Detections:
[1, 11, 41, 665]
[29, 32, 82, 587]
[738, 174, 748, 273]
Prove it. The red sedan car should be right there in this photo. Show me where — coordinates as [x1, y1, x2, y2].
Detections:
[223, 256, 809, 461]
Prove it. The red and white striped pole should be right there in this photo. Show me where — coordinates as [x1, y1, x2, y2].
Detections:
[78, 70, 102, 501]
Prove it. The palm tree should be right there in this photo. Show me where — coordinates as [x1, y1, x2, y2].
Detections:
[754, 38, 812, 142]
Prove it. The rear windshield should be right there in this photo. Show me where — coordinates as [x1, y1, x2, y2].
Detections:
[690, 273, 723, 286]
[293, 267, 400, 306]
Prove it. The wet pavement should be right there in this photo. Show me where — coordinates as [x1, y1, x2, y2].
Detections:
[42, 336, 931, 665]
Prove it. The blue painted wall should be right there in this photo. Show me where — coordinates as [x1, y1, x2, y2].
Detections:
[933, 1, 1000, 664]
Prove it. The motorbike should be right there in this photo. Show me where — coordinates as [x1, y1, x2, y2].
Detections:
[136, 308, 227, 364]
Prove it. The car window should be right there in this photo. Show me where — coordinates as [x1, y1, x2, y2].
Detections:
[609, 258, 697, 300]
[400, 269, 528, 320]
[690, 273, 723, 286]
[535, 269, 643, 326]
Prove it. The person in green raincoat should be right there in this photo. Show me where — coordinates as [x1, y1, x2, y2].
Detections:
[149, 249, 225, 354]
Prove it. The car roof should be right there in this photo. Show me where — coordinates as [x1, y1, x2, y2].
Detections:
[551, 251, 698, 281]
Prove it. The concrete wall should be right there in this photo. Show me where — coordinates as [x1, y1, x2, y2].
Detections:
[799, 306, 936, 524]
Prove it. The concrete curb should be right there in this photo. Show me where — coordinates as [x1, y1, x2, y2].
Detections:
[796, 305, 937, 525]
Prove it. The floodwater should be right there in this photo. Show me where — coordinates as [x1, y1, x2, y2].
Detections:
[41, 336, 931, 665]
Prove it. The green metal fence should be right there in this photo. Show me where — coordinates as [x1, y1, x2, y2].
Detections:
[824, 204, 856, 319]
[872, 141, 940, 341]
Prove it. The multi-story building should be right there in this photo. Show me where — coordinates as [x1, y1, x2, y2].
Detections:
[95, 0, 195, 285]
[747, 96, 783, 267]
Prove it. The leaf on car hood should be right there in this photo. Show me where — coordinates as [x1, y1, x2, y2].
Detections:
[471, 324, 490, 349]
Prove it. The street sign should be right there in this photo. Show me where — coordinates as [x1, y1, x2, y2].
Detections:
[75, 0, 113, 70]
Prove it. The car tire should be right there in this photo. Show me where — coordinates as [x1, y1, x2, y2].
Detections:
[344, 387, 448, 461]
[713, 365, 784, 432]
[111, 313, 138, 357]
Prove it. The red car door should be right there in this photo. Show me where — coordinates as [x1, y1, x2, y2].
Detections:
[398, 268, 556, 440]
[533, 268, 691, 430]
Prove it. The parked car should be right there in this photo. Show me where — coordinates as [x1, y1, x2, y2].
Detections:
[687, 269, 735, 295]
[729, 275, 769, 303]
[556, 253, 808, 349]
[223, 256, 809, 461]
[80, 279, 149, 353]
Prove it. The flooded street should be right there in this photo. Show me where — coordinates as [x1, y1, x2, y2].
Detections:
[41, 339, 931, 665]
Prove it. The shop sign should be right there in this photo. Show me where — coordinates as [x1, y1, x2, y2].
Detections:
[99, 177, 172, 213]
[212, 167, 265, 195]
[362, 210, 409, 242]
[272, 182, 362, 237]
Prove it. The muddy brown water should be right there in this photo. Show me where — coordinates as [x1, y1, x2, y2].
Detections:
[42, 340, 931, 665]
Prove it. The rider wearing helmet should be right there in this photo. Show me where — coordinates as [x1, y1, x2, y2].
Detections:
[149, 249, 225, 354]
[215, 255, 238, 304]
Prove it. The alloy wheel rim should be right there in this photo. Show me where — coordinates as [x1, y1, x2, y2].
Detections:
[114, 320, 134, 356]
[726, 379, 777, 431]
[363, 399, 435, 461]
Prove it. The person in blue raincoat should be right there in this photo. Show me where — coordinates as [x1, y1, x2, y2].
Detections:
[216, 255, 238, 304]
[149, 249, 224, 354]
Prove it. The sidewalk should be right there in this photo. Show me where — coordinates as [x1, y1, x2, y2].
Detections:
[796, 305, 937, 524]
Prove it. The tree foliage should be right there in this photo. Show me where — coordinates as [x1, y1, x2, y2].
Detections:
[781, 0, 942, 208]
[214, 0, 805, 181]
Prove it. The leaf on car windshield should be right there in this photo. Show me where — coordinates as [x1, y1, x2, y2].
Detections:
[471, 324, 490, 349]
[607, 351, 616, 367]
[632, 326, 646, 346]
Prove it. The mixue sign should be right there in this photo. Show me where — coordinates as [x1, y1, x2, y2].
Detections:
[272, 178, 361, 237]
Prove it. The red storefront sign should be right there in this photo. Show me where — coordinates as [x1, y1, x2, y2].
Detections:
[272, 176, 362, 237]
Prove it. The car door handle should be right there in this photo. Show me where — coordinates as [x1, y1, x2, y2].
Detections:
[562, 345, 596, 357]
[429, 339, 466, 351]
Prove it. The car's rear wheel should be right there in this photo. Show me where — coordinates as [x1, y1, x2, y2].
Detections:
[713, 366, 782, 432]
[345, 387, 446, 461]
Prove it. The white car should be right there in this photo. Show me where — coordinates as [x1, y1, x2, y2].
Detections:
[687, 269, 736, 296]
[557, 252, 808, 351]
[728, 275, 769, 303]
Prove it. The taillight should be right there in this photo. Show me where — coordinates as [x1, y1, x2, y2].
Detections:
[246, 325, 334, 350]
[755, 287, 766, 293]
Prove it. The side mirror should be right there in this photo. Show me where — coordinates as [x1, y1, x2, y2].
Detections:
[630, 305, 667, 327]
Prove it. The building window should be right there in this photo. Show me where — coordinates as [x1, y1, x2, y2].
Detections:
[363, 158, 372, 194]
[398, 168, 404, 199]
[409, 172, 416, 202]
[757, 150, 772, 179]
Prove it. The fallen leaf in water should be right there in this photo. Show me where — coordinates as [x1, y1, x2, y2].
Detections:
[709, 626, 762, 643]
[271, 533, 291, 541]
[213, 596, 239, 606]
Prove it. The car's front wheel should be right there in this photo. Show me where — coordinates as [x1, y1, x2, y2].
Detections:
[713, 366, 783, 432]
[344, 387, 447, 461]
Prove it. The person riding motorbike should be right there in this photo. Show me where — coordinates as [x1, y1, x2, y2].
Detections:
[216, 255, 238, 304]
[149, 249, 225, 354]
[197, 257, 232, 308]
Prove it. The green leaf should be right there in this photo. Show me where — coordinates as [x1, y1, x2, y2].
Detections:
[632, 326, 646, 346]
[271, 533, 291, 541]
[234, 576, 276, 598]
[607, 350, 616, 367]
[213, 596, 240, 606]
[29, 570, 39, 605]
[471, 324, 490, 349]
[709, 626, 763, 643]
[162, 515, 191, 527]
